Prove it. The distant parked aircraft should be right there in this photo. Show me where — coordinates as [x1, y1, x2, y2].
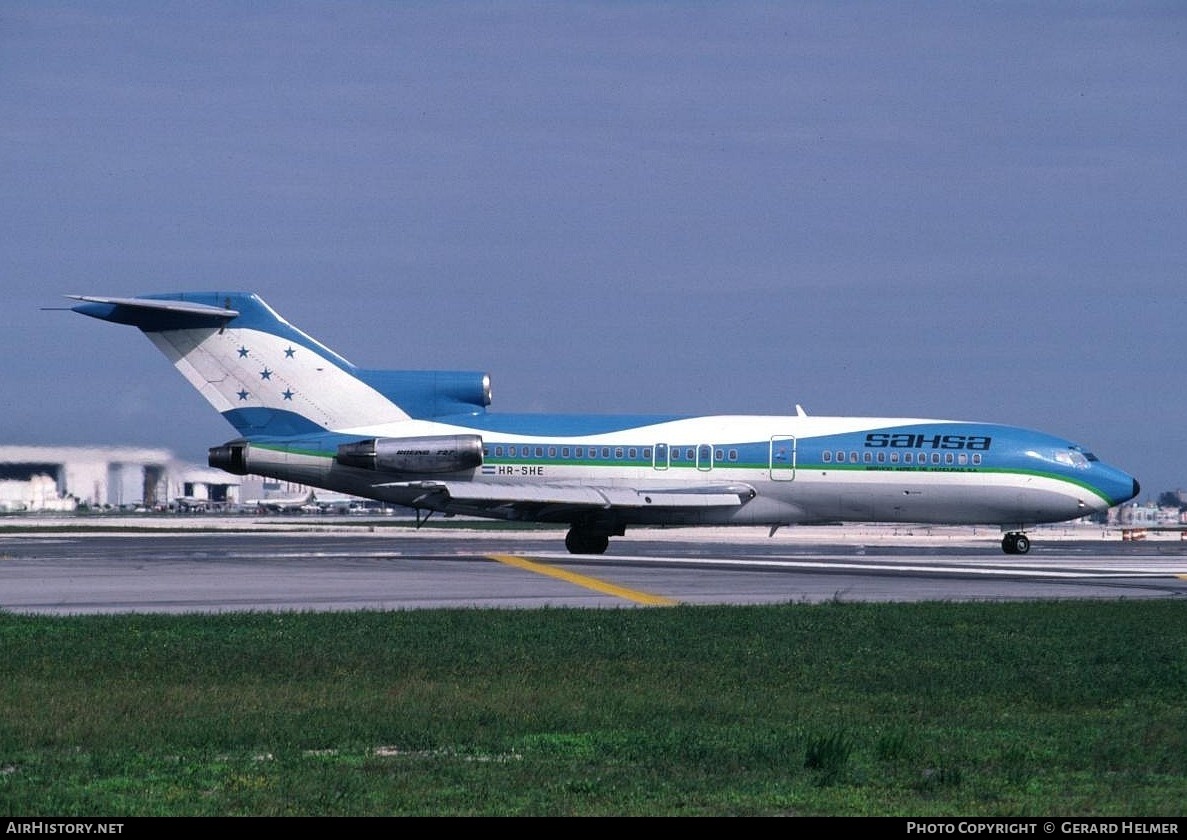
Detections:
[243, 489, 317, 514]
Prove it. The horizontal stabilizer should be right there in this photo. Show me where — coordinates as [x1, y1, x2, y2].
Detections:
[67, 295, 239, 328]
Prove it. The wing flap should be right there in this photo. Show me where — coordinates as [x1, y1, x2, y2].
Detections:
[382, 480, 755, 510]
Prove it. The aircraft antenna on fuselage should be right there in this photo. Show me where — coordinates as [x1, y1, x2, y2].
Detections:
[796, 404, 808, 417]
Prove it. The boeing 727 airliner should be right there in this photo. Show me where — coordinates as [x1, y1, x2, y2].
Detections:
[68, 292, 1140, 555]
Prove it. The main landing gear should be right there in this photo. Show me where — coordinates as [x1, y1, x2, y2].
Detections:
[565, 527, 610, 555]
[1001, 532, 1031, 555]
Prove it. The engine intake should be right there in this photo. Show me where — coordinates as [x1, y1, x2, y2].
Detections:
[337, 434, 483, 474]
[208, 441, 249, 475]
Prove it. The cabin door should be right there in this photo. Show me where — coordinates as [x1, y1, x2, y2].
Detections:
[769, 436, 796, 481]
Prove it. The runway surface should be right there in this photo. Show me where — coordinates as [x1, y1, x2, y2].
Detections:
[2, 519, 1186, 614]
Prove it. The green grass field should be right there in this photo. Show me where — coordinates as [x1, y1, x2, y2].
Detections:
[2, 600, 1184, 816]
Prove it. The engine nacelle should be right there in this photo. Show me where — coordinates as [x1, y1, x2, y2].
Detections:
[336, 434, 484, 474]
[208, 441, 249, 475]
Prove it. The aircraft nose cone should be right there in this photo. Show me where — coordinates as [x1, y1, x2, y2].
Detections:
[1131, 478, 1141, 501]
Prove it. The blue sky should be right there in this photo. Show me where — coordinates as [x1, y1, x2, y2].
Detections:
[2, 2, 1184, 499]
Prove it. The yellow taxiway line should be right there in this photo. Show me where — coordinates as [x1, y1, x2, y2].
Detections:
[487, 554, 679, 606]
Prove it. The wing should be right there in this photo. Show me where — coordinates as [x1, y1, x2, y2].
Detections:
[383, 480, 756, 520]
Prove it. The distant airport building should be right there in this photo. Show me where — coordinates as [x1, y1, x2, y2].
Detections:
[1114, 500, 1185, 528]
[0, 445, 240, 512]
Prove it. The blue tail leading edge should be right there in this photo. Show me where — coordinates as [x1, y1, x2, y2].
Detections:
[68, 291, 1140, 555]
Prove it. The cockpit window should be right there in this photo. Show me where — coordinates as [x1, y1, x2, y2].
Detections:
[1054, 449, 1091, 469]
[1026, 448, 1092, 469]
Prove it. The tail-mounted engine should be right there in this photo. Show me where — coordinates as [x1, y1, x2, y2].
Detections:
[208, 441, 249, 475]
[336, 435, 484, 475]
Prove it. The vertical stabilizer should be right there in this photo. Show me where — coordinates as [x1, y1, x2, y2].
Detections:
[69, 292, 411, 436]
